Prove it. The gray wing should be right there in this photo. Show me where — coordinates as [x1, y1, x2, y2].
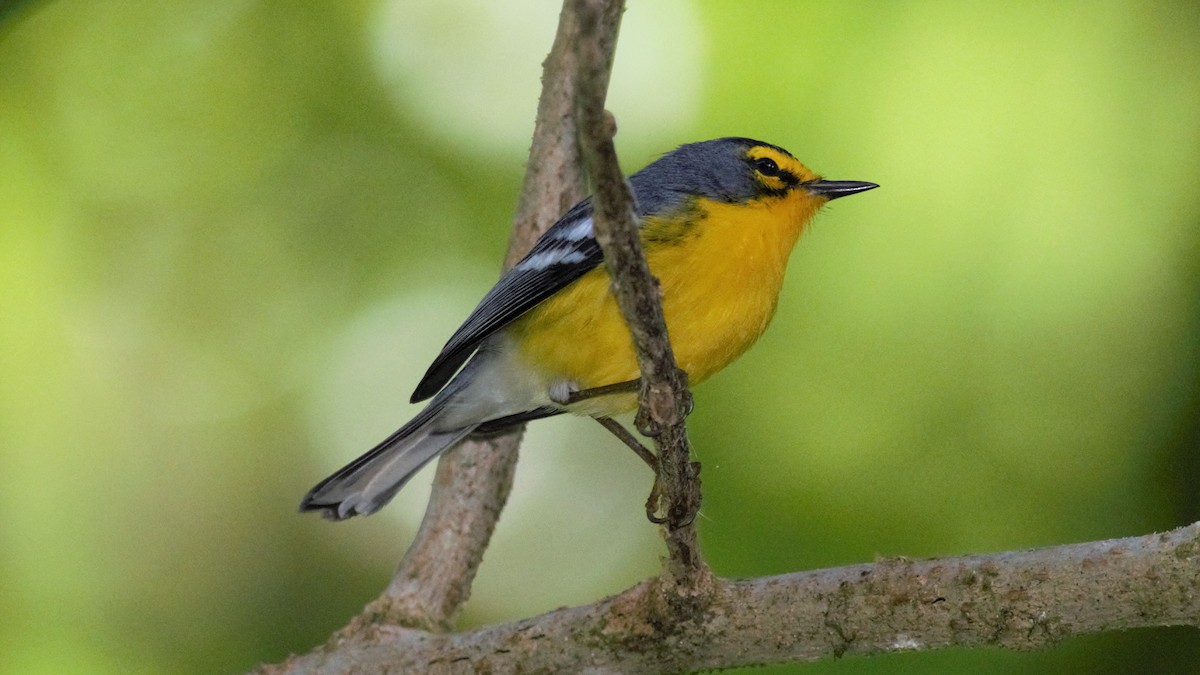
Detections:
[409, 147, 702, 404]
[410, 200, 603, 402]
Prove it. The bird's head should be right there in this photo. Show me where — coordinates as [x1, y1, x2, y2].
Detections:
[631, 137, 877, 219]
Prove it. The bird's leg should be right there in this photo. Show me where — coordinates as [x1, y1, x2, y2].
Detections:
[561, 378, 640, 405]
[566, 378, 678, 524]
[594, 416, 656, 469]
[594, 416, 667, 524]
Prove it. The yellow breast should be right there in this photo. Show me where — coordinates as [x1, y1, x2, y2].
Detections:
[508, 192, 823, 415]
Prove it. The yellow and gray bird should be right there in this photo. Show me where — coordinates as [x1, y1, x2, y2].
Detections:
[302, 137, 877, 520]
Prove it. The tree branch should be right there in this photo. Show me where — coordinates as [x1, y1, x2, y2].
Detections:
[571, 0, 708, 594]
[342, 1, 607, 633]
[262, 523, 1200, 673]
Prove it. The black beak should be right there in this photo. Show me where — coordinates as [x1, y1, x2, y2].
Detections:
[804, 180, 879, 200]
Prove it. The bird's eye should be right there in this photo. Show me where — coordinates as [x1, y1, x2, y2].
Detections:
[754, 157, 780, 177]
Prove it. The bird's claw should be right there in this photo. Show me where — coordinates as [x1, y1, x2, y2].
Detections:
[644, 476, 667, 524]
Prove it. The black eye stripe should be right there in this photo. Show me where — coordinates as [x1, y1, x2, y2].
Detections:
[753, 157, 780, 176]
[751, 155, 800, 189]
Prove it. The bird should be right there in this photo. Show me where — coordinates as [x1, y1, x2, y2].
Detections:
[301, 137, 877, 520]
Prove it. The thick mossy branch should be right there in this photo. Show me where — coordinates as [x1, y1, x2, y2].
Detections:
[263, 523, 1200, 673]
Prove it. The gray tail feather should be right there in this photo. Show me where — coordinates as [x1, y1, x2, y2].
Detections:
[300, 401, 476, 520]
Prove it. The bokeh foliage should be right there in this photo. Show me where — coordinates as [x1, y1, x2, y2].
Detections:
[1, 1, 1197, 673]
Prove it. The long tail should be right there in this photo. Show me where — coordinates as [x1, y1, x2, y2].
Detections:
[300, 400, 476, 520]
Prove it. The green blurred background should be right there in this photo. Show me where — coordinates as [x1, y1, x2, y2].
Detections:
[2, 1, 1198, 673]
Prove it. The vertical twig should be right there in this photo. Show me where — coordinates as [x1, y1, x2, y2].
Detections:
[571, 0, 710, 592]
[367, 2, 605, 631]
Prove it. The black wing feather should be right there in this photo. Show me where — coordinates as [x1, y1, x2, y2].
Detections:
[407, 139, 720, 403]
[410, 200, 603, 402]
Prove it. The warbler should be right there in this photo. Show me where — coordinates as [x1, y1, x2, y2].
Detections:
[302, 137, 876, 520]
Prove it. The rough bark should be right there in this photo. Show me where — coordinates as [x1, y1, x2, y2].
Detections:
[263, 524, 1200, 673]
[571, 0, 708, 592]
[359, 0, 608, 633]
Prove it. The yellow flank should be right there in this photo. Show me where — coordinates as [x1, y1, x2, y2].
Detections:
[509, 160, 828, 416]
